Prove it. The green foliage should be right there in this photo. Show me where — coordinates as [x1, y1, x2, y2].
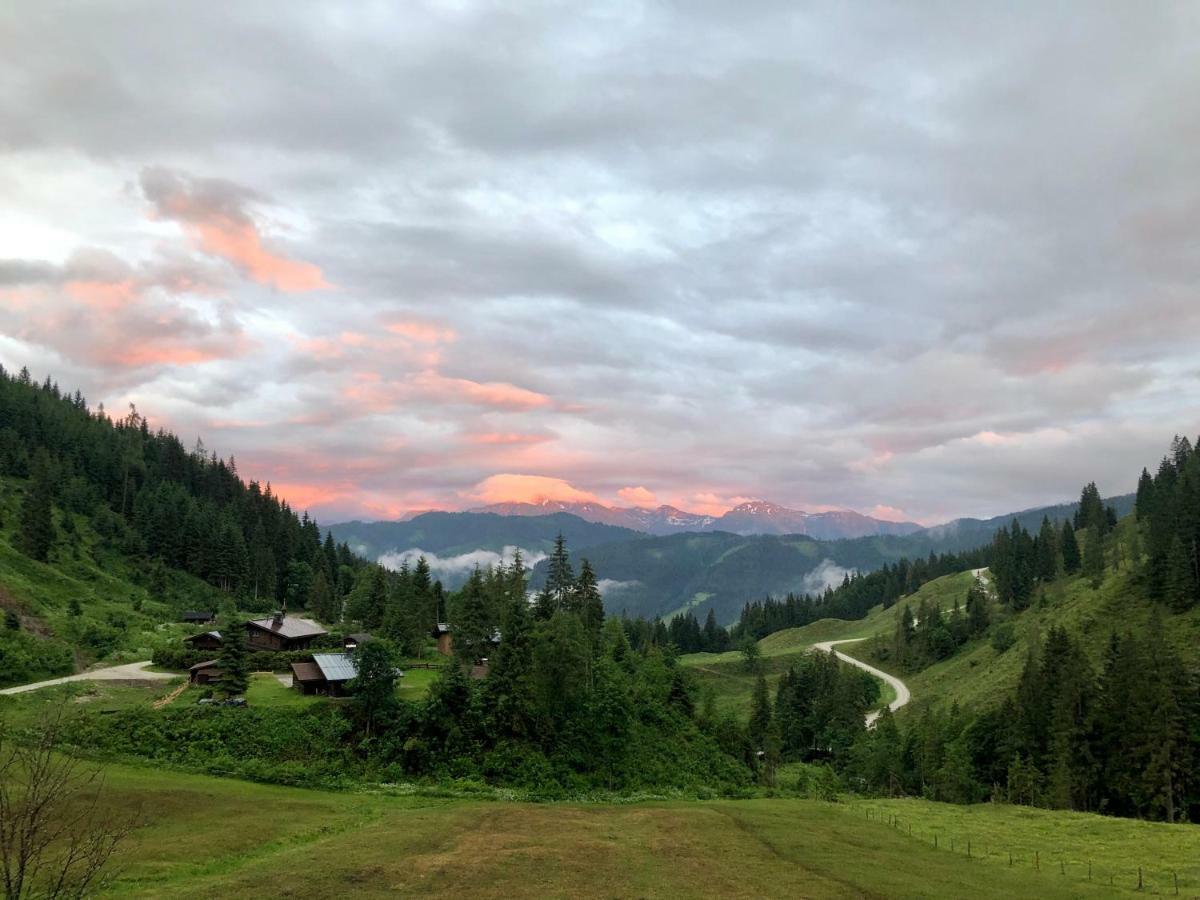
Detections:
[16, 449, 55, 562]
[349, 638, 400, 735]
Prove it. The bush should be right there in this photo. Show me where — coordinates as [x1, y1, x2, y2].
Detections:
[0, 630, 74, 688]
[990, 623, 1016, 654]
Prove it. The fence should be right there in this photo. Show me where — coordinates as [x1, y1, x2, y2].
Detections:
[862, 806, 1191, 895]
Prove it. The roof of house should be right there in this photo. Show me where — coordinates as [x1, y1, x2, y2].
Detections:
[181, 611, 214, 621]
[312, 653, 358, 683]
[246, 615, 327, 639]
[345, 632, 374, 644]
[431, 622, 451, 636]
[290, 661, 324, 683]
[189, 659, 221, 671]
[184, 630, 221, 643]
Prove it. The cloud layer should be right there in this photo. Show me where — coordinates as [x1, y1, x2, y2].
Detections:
[2, 2, 1198, 525]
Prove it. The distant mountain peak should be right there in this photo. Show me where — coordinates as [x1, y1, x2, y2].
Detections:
[459, 497, 917, 538]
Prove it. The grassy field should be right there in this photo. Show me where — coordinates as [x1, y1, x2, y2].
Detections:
[58, 763, 1197, 898]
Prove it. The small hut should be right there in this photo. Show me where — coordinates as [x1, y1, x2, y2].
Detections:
[188, 659, 223, 685]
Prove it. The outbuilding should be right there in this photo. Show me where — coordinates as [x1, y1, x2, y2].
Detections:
[188, 659, 223, 685]
[290, 652, 360, 696]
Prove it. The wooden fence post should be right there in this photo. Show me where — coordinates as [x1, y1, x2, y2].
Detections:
[1035, 851, 1039, 871]
[1138, 866, 1143, 890]
[934, 834, 938, 849]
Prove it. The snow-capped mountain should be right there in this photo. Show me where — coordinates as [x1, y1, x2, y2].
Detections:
[467, 498, 918, 538]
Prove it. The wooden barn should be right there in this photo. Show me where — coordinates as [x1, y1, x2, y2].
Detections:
[181, 610, 215, 625]
[184, 630, 223, 652]
[246, 613, 327, 652]
[188, 659, 222, 685]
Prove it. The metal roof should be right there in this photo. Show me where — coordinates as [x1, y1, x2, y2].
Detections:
[189, 659, 221, 671]
[312, 653, 358, 683]
[185, 630, 221, 642]
[247, 615, 327, 639]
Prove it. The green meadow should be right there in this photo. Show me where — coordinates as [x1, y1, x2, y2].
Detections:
[68, 763, 1197, 898]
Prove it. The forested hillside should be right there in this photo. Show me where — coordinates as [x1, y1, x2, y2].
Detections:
[0, 368, 366, 685]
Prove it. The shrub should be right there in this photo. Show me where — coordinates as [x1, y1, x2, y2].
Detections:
[990, 623, 1016, 654]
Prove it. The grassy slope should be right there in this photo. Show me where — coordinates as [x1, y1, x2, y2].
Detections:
[680, 571, 979, 718]
[685, 520, 1200, 724]
[0, 476, 227, 680]
[78, 764, 1197, 898]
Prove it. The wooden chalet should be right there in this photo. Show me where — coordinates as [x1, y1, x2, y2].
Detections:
[290, 652, 359, 696]
[181, 610, 215, 624]
[184, 630, 223, 652]
[188, 659, 222, 685]
[246, 612, 327, 652]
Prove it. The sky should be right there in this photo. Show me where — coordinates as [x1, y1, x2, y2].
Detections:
[2, 2, 1199, 526]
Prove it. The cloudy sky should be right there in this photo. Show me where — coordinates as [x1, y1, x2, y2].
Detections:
[2, 2, 1198, 525]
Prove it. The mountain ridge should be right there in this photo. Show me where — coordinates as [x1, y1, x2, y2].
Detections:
[464, 497, 921, 538]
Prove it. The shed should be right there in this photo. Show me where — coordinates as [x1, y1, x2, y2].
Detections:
[290, 653, 361, 696]
[189, 659, 223, 685]
[181, 610, 215, 624]
[290, 661, 325, 694]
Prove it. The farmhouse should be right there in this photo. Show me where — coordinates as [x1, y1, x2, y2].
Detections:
[184, 630, 222, 652]
[188, 659, 222, 685]
[181, 610, 215, 624]
[246, 612, 327, 651]
[290, 652, 358, 696]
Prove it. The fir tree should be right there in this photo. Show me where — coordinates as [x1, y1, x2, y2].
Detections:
[574, 558, 605, 655]
[536, 534, 575, 618]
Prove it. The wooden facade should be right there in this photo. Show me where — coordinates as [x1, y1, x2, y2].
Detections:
[245, 614, 327, 652]
[184, 630, 223, 652]
[189, 660, 222, 685]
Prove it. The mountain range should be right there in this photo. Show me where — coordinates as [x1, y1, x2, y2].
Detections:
[466, 498, 922, 539]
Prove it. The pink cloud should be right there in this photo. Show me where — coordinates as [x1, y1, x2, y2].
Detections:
[466, 474, 602, 505]
[386, 320, 457, 344]
[466, 432, 553, 446]
[617, 485, 658, 507]
[868, 504, 910, 523]
[140, 166, 329, 293]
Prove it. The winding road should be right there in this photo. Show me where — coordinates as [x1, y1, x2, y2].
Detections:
[812, 638, 911, 727]
[0, 661, 175, 696]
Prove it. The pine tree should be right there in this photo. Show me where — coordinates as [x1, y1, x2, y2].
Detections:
[1164, 534, 1196, 611]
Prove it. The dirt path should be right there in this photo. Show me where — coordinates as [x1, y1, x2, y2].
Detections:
[0, 661, 176, 696]
[811, 639, 911, 727]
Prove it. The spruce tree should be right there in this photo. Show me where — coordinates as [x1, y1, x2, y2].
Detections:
[1036, 516, 1059, 582]
[308, 567, 337, 622]
[1060, 519, 1081, 574]
[574, 558, 605, 654]
[1082, 525, 1105, 589]
[748, 671, 772, 747]
[217, 625, 250, 697]
[536, 534, 575, 618]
